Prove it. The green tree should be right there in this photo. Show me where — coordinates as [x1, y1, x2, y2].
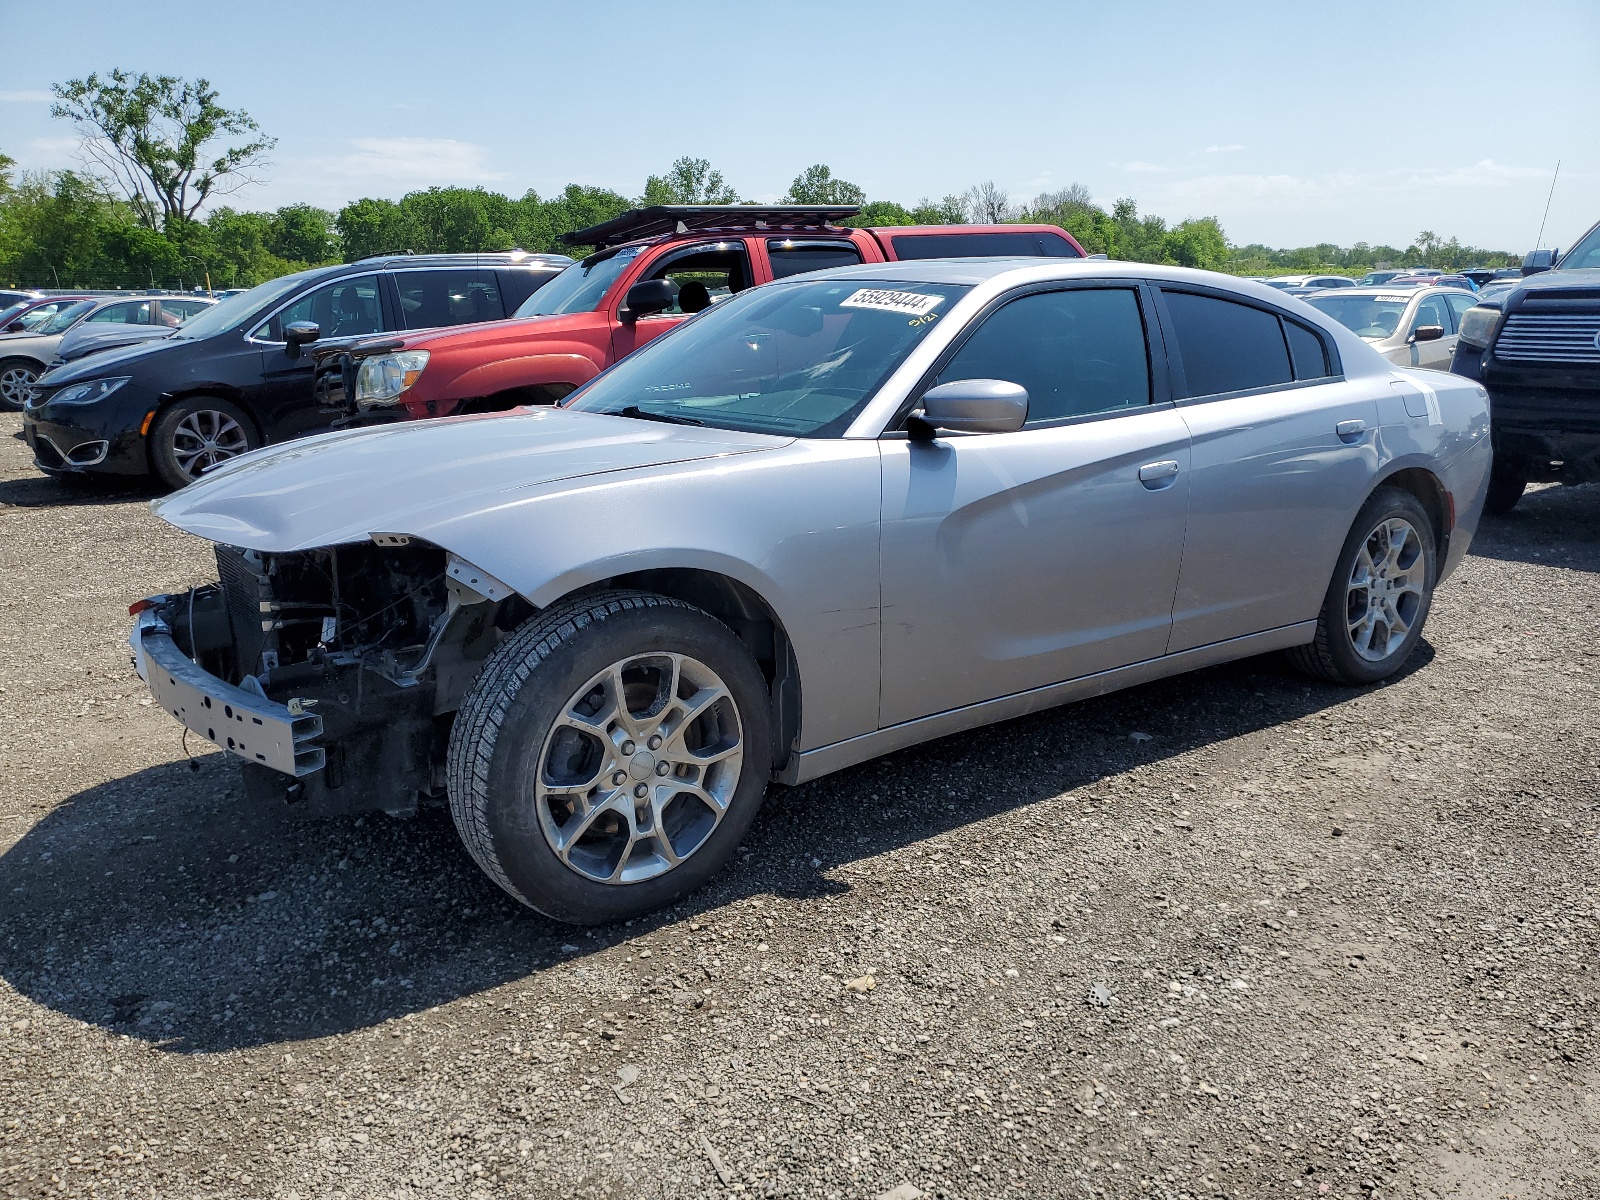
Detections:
[1164, 216, 1228, 270]
[640, 157, 738, 205]
[0, 150, 14, 196]
[908, 195, 966, 224]
[539, 183, 632, 253]
[50, 70, 274, 230]
[783, 164, 865, 206]
[335, 197, 407, 261]
[266, 203, 337, 264]
[396, 187, 517, 253]
[844, 200, 915, 228]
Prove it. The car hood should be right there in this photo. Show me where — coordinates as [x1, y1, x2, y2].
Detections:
[37, 335, 186, 384]
[1514, 266, 1600, 295]
[153, 407, 791, 553]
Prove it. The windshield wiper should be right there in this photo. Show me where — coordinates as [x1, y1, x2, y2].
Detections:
[612, 405, 705, 427]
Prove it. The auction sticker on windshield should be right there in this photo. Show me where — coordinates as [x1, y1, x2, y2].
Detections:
[839, 288, 946, 316]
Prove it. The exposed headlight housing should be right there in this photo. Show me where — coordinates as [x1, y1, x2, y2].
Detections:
[354, 350, 430, 407]
[49, 376, 131, 406]
[1456, 305, 1503, 349]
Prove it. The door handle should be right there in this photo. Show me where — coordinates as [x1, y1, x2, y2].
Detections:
[1336, 419, 1367, 442]
[1137, 460, 1181, 488]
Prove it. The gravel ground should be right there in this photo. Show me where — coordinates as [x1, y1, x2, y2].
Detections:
[2, 409, 1598, 1200]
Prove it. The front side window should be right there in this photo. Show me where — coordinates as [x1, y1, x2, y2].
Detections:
[1558, 223, 1600, 270]
[1162, 290, 1292, 397]
[639, 243, 752, 316]
[562, 279, 970, 437]
[767, 240, 865, 280]
[395, 269, 505, 330]
[87, 301, 156, 325]
[255, 274, 383, 341]
[935, 287, 1151, 426]
[1411, 294, 1450, 334]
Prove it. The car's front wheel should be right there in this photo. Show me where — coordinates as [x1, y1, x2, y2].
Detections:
[447, 590, 773, 924]
[0, 358, 42, 411]
[149, 396, 259, 489]
[1288, 487, 1437, 685]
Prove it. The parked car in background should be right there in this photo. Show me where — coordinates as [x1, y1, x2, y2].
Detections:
[0, 294, 195, 410]
[1473, 279, 1520, 306]
[1260, 275, 1356, 292]
[1460, 267, 1519, 288]
[129, 257, 1489, 923]
[50, 295, 217, 366]
[1307, 286, 1479, 371]
[312, 205, 1087, 431]
[1450, 217, 1600, 512]
[1358, 270, 1405, 286]
[0, 294, 96, 336]
[1388, 273, 1476, 291]
[0, 289, 41, 310]
[22, 251, 571, 486]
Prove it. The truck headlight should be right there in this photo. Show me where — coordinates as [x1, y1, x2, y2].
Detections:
[354, 350, 430, 406]
[1456, 305, 1502, 349]
[50, 376, 130, 406]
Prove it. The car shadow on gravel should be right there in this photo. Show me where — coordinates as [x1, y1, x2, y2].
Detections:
[0, 472, 163, 509]
[0, 645, 1433, 1054]
[1469, 481, 1600, 573]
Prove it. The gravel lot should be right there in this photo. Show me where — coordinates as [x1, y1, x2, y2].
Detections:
[1, 409, 1598, 1200]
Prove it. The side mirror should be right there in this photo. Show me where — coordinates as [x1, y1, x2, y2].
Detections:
[619, 279, 677, 323]
[2, 321, 22, 334]
[284, 320, 320, 358]
[916, 379, 1028, 435]
[1412, 324, 1445, 343]
[1521, 248, 1558, 276]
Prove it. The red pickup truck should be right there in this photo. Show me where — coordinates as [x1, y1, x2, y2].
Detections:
[313, 205, 1086, 421]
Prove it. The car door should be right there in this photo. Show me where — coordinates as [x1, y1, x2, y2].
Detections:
[877, 283, 1192, 728]
[1406, 292, 1455, 370]
[1442, 292, 1478, 371]
[1158, 286, 1379, 653]
[252, 274, 389, 441]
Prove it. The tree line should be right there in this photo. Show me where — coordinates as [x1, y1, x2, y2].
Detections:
[0, 71, 1518, 292]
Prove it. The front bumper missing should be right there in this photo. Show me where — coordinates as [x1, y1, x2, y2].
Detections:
[131, 605, 325, 777]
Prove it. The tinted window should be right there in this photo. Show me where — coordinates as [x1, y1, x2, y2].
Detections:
[890, 231, 1081, 260]
[1411, 294, 1450, 334]
[641, 244, 752, 316]
[257, 275, 383, 341]
[1284, 319, 1331, 379]
[937, 288, 1150, 425]
[395, 269, 505, 330]
[1162, 291, 1292, 397]
[767, 241, 864, 280]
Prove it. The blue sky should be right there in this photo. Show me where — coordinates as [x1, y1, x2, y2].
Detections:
[3, 0, 1597, 252]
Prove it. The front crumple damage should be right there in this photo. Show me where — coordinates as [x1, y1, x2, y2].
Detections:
[158, 537, 535, 817]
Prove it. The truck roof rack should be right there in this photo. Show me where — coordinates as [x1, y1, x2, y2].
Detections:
[559, 205, 863, 248]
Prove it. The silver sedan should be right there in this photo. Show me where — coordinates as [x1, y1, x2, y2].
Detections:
[133, 259, 1492, 923]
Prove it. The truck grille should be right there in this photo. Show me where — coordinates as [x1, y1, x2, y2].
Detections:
[215, 545, 271, 680]
[1496, 312, 1600, 363]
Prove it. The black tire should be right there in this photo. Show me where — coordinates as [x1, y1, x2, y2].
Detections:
[1483, 457, 1529, 516]
[0, 357, 43, 411]
[446, 589, 773, 924]
[148, 396, 260, 490]
[1287, 487, 1437, 686]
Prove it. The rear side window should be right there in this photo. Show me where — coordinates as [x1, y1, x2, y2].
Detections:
[395, 269, 505, 330]
[767, 240, 864, 280]
[936, 287, 1150, 426]
[1162, 290, 1293, 397]
[1283, 319, 1332, 380]
[890, 231, 1081, 260]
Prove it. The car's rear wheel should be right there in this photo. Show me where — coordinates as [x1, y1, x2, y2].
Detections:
[447, 590, 773, 924]
[1288, 487, 1437, 685]
[149, 396, 259, 489]
[1483, 456, 1529, 516]
[0, 358, 42, 410]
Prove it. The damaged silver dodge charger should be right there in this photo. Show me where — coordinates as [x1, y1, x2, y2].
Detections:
[131, 259, 1492, 923]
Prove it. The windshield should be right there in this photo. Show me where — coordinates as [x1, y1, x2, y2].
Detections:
[37, 301, 96, 335]
[515, 248, 640, 317]
[1308, 294, 1410, 340]
[0, 302, 24, 326]
[172, 271, 319, 340]
[1558, 223, 1600, 271]
[561, 278, 972, 437]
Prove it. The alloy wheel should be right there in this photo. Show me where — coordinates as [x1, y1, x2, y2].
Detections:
[1345, 516, 1425, 662]
[536, 652, 744, 885]
[0, 365, 37, 408]
[171, 409, 250, 479]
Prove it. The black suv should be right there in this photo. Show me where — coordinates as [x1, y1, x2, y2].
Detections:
[1451, 220, 1600, 512]
[23, 251, 571, 489]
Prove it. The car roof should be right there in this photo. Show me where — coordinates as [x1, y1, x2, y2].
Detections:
[1305, 285, 1469, 299]
[790, 257, 1314, 293]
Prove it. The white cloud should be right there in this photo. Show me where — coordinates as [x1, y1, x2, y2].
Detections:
[1201, 144, 1245, 154]
[1399, 159, 1551, 189]
[0, 90, 54, 103]
[315, 137, 507, 185]
[1118, 161, 1170, 174]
